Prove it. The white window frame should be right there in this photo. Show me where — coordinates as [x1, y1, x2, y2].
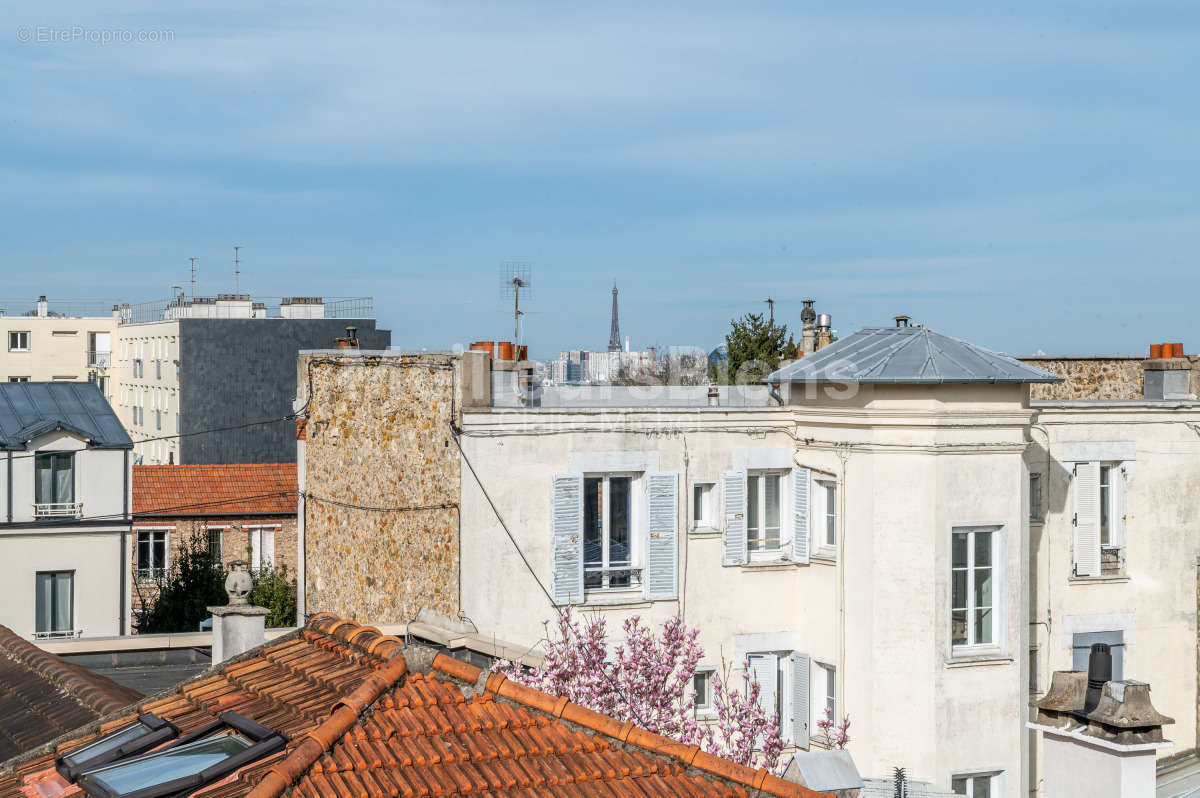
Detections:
[746, 469, 788, 560]
[811, 660, 837, 741]
[1071, 460, 1127, 578]
[949, 524, 1006, 658]
[690, 481, 716, 532]
[246, 524, 280, 573]
[951, 770, 1005, 797]
[582, 472, 641, 594]
[8, 331, 30, 352]
[693, 667, 716, 716]
[135, 526, 171, 582]
[814, 478, 838, 553]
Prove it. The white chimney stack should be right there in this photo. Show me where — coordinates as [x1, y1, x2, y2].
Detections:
[207, 562, 268, 663]
[1028, 644, 1173, 798]
[37, 295, 48, 318]
[625, 336, 629, 353]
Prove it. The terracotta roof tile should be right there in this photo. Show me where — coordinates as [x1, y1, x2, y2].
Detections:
[0, 617, 829, 798]
[132, 463, 297, 516]
[0, 626, 143, 765]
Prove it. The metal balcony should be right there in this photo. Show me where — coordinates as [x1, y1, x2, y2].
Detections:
[34, 501, 83, 519]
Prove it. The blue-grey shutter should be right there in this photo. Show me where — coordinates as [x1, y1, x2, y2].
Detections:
[788, 652, 811, 749]
[643, 472, 679, 601]
[550, 473, 584, 605]
[723, 470, 747, 566]
[1073, 462, 1101, 577]
[791, 467, 811, 564]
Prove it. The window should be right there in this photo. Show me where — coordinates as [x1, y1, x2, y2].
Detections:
[952, 772, 1001, 797]
[814, 479, 837, 548]
[8, 331, 29, 351]
[133, 358, 143, 378]
[52, 330, 77, 337]
[584, 475, 636, 590]
[951, 527, 997, 650]
[812, 662, 836, 735]
[693, 670, 713, 712]
[1072, 631, 1124, 680]
[136, 530, 169, 581]
[9, 376, 29, 383]
[155, 409, 162, 431]
[1072, 461, 1125, 577]
[155, 359, 162, 379]
[69, 712, 284, 798]
[745, 650, 812, 748]
[206, 528, 223, 565]
[691, 483, 714, 529]
[1029, 473, 1043, 521]
[35, 452, 75, 511]
[35, 571, 73, 636]
[747, 472, 783, 553]
[248, 526, 275, 572]
[56, 714, 178, 781]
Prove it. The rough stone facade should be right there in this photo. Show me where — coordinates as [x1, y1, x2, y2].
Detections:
[298, 351, 463, 625]
[1021, 357, 1145, 400]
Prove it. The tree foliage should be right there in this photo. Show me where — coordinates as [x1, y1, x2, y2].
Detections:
[717, 312, 795, 384]
[492, 610, 784, 771]
[135, 530, 225, 634]
[249, 564, 297, 628]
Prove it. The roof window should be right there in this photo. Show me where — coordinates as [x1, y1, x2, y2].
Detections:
[56, 714, 177, 782]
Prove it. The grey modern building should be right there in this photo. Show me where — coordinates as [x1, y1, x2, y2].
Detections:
[113, 295, 390, 465]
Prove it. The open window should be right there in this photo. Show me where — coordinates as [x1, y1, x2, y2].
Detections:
[56, 714, 178, 782]
[1072, 461, 1126, 578]
[65, 712, 284, 798]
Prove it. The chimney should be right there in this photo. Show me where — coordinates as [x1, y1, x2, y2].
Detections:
[800, 300, 817, 355]
[894, 315, 910, 328]
[206, 562, 268, 663]
[336, 326, 360, 349]
[1029, 644, 1174, 798]
[37, 296, 48, 318]
[707, 385, 720, 406]
[1143, 342, 1192, 400]
[111, 304, 120, 322]
[817, 314, 833, 350]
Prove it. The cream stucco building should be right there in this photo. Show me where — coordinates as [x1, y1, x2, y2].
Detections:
[0, 296, 117, 398]
[0, 382, 133, 640]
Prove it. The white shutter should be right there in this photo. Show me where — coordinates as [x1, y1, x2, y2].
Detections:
[791, 467, 811, 564]
[723, 470, 747, 566]
[1073, 461, 1101, 577]
[643, 472, 679, 601]
[788, 652, 811, 749]
[250, 529, 261, 569]
[1116, 465, 1128, 548]
[263, 529, 275, 568]
[550, 474, 585, 605]
[747, 653, 779, 722]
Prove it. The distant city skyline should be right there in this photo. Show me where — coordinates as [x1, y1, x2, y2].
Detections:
[3, 2, 1197, 360]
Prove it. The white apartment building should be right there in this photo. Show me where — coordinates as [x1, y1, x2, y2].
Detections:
[0, 296, 117, 399]
[456, 324, 1058, 796]
[0, 382, 133, 639]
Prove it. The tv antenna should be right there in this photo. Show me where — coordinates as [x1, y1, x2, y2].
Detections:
[500, 262, 532, 342]
[233, 246, 242, 293]
[763, 296, 775, 324]
[188, 257, 198, 299]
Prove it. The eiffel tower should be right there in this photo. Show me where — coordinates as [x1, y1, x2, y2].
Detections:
[607, 281, 621, 352]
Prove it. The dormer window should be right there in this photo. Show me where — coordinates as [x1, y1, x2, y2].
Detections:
[34, 452, 76, 517]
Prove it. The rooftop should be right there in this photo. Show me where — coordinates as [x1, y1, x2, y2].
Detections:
[0, 382, 132, 451]
[133, 463, 297, 517]
[767, 326, 1060, 385]
[0, 626, 142, 763]
[0, 615, 826, 798]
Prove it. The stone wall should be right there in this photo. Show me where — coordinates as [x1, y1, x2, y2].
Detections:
[1021, 357, 1145, 400]
[298, 351, 461, 624]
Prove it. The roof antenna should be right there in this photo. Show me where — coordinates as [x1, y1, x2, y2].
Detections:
[763, 297, 775, 325]
[188, 257, 198, 300]
[233, 246, 241, 294]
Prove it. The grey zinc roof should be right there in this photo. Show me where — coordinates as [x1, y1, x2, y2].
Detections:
[766, 326, 1061, 384]
[0, 382, 132, 450]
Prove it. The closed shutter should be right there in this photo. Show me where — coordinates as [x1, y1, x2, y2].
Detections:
[723, 470, 747, 566]
[643, 472, 679, 601]
[747, 653, 779, 722]
[1073, 461, 1101, 577]
[791, 467, 811, 564]
[550, 474, 585, 605]
[788, 652, 811, 749]
[262, 529, 275, 568]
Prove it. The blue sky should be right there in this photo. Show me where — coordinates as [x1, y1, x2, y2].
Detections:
[1, 1, 1196, 359]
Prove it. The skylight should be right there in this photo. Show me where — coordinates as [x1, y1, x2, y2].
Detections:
[56, 714, 177, 782]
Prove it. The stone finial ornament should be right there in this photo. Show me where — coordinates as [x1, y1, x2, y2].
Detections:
[225, 560, 253, 606]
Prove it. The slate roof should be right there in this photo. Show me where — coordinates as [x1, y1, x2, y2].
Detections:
[0, 615, 828, 798]
[133, 464, 297, 516]
[766, 326, 1061, 385]
[0, 383, 132, 450]
[0, 626, 143, 763]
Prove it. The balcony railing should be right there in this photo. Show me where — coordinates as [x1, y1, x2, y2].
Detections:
[87, 350, 111, 368]
[33, 629, 82, 640]
[34, 501, 83, 519]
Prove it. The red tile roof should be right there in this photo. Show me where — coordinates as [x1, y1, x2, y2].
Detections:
[0, 616, 829, 798]
[133, 464, 297, 517]
[0, 626, 143, 764]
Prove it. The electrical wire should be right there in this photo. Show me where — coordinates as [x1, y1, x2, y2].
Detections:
[303, 493, 458, 514]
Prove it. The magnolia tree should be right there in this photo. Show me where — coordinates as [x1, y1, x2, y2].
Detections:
[492, 610, 784, 771]
[816, 706, 851, 749]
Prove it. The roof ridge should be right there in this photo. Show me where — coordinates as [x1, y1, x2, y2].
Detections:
[0, 626, 141, 717]
[427, 656, 829, 797]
